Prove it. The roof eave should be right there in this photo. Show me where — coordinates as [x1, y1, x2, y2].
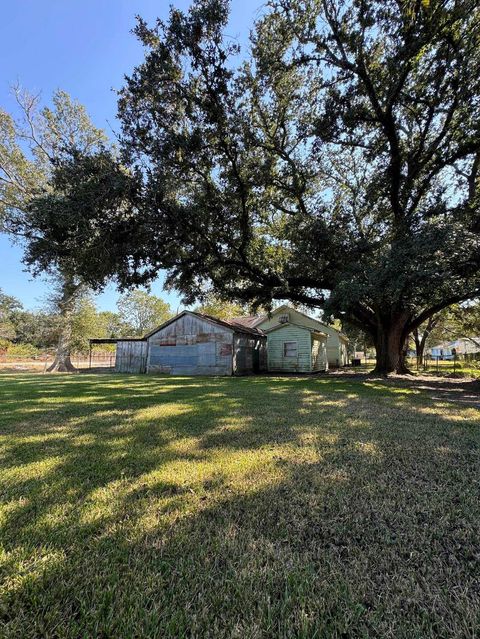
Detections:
[144, 310, 266, 339]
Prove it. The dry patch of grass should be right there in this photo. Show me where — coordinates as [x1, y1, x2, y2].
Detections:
[0, 373, 479, 638]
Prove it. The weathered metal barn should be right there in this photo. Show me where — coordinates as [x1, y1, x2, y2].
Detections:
[145, 311, 267, 375]
[107, 311, 267, 376]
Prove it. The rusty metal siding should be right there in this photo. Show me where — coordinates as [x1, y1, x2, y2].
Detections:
[147, 313, 234, 375]
[115, 341, 148, 373]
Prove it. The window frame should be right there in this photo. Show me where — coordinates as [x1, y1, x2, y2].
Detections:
[283, 341, 298, 358]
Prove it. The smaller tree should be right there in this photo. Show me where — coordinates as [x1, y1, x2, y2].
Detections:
[341, 321, 374, 359]
[194, 294, 246, 320]
[424, 303, 480, 354]
[412, 315, 442, 366]
[0, 289, 22, 340]
[70, 296, 111, 355]
[450, 303, 480, 347]
[10, 308, 58, 349]
[117, 290, 172, 336]
[97, 310, 131, 339]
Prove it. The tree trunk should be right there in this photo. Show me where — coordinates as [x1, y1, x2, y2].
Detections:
[373, 318, 411, 375]
[413, 328, 424, 367]
[46, 337, 77, 372]
[412, 315, 438, 369]
[46, 276, 81, 373]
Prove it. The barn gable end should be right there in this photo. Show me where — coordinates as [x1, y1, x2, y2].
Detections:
[146, 312, 235, 376]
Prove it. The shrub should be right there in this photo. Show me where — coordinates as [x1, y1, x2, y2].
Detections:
[5, 342, 40, 358]
[0, 338, 11, 353]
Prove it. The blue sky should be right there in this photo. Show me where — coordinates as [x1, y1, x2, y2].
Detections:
[0, 0, 262, 312]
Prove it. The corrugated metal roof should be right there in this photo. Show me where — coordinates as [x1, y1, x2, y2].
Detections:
[229, 316, 262, 329]
[196, 313, 266, 336]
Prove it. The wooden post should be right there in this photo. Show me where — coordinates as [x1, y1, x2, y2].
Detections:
[89, 342, 92, 370]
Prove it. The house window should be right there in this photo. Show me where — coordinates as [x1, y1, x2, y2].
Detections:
[283, 341, 298, 357]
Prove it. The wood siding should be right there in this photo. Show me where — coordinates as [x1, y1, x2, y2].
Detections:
[115, 341, 148, 373]
[257, 307, 348, 367]
[266, 324, 313, 373]
[326, 338, 349, 367]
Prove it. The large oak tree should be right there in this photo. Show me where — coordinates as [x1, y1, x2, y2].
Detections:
[24, 0, 480, 373]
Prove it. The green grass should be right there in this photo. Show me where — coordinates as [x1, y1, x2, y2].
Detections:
[419, 361, 480, 378]
[354, 357, 480, 378]
[0, 373, 479, 638]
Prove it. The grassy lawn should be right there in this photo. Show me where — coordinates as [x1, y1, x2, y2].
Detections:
[0, 373, 479, 638]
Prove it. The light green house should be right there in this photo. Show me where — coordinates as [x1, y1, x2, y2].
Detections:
[235, 305, 349, 371]
[263, 321, 328, 373]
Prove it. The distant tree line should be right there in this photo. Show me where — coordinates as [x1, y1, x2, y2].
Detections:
[0, 287, 173, 357]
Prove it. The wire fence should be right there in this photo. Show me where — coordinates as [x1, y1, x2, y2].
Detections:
[347, 354, 479, 377]
[2, 350, 478, 377]
[0, 351, 116, 372]
[80, 352, 116, 370]
[410, 354, 479, 376]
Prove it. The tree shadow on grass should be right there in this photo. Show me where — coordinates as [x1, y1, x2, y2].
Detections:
[0, 373, 479, 637]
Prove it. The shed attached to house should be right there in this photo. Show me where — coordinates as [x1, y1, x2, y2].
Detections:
[145, 311, 267, 376]
[320, 324, 349, 368]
